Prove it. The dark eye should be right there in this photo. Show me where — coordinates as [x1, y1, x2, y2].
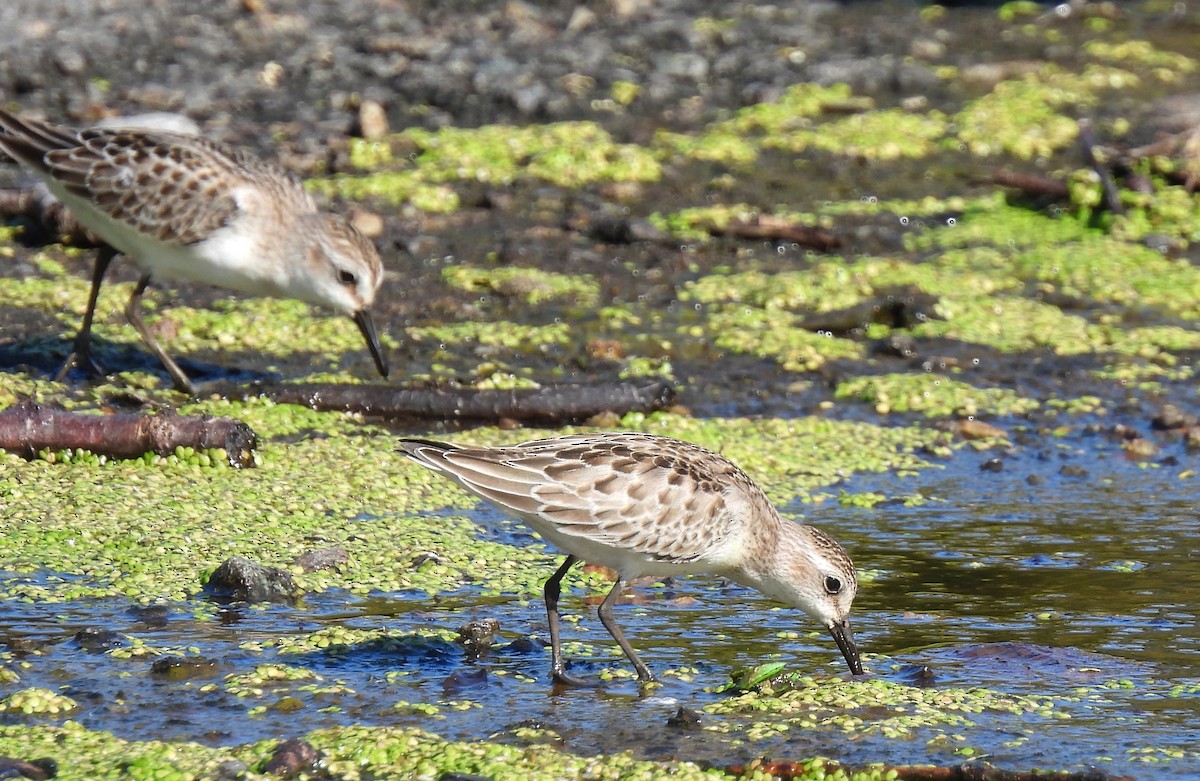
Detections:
[824, 576, 842, 595]
[337, 269, 357, 286]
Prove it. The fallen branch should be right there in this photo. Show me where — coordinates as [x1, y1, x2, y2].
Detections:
[227, 380, 676, 423]
[986, 169, 1070, 200]
[726, 759, 1132, 781]
[0, 401, 256, 467]
[708, 216, 841, 251]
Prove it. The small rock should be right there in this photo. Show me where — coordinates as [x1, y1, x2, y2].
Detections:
[1152, 403, 1195, 430]
[292, 547, 349, 573]
[666, 706, 702, 728]
[456, 618, 500, 661]
[150, 656, 220, 681]
[955, 418, 1008, 441]
[203, 556, 299, 604]
[74, 627, 126, 652]
[126, 605, 170, 627]
[0, 757, 56, 780]
[1122, 438, 1158, 459]
[356, 100, 388, 140]
[897, 664, 937, 688]
[441, 667, 489, 694]
[871, 333, 917, 359]
[261, 738, 318, 777]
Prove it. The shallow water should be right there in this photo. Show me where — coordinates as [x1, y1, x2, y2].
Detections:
[2, 422, 1197, 777]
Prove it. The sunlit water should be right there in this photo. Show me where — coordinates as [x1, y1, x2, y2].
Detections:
[2, 429, 1198, 777]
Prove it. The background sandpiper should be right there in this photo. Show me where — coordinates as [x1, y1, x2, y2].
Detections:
[0, 108, 389, 393]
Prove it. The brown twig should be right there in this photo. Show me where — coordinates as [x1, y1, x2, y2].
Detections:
[226, 380, 676, 423]
[986, 169, 1070, 200]
[708, 216, 841, 251]
[0, 401, 256, 467]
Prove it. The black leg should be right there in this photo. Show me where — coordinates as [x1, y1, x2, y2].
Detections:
[544, 555, 590, 686]
[123, 274, 195, 394]
[598, 577, 655, 683]
[56, 245, 117, 382]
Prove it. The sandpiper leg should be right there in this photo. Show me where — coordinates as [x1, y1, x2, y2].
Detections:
[544, 555, 589, 686]
[598, 577, 655, 683]
[56, 245, 117, 382]
[124, 274, 195, 394]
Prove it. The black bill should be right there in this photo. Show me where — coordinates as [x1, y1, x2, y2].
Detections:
[353, 309, 389, 378]
[829, 618, 863, 675]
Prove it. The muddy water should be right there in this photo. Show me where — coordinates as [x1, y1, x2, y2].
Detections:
[2, 425, 1197, 777]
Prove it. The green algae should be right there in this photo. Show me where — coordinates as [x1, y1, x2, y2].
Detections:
[694, 305, 865, 372]
[0, 687, 78, 716]
[442, 265, 600, 307]
[835, 374, 1039, 418]
[705, 675, 1071, 744]
[953, 66, 1137, 159]
[767, 109, 949, 161]
[315, 121, 661, 209]
[648, 203, 831, 242]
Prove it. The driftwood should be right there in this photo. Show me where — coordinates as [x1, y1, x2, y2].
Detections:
[227, 380, 676, 423]
[0, 401, 257, 468]
[726, 759, 1132, 781]
[986, 169, 1071, 200]
[708, 216, 841, 251]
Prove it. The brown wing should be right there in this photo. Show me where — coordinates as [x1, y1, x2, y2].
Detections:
[0, 110, 307, 246]
[409, 433, 757, 564]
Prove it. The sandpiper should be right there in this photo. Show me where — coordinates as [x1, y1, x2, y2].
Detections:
[398, 432, 863, 685]
[0, 109, 388, 393]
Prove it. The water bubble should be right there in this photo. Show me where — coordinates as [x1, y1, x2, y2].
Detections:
[899, 216, 909, 226]
[777, 245, 786, 255]
[946, 217, 956, 226]
[1055, 3, 1071, 17]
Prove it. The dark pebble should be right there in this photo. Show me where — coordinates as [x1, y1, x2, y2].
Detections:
[261, 738, 319, 777]
[126, 605, 170, 627]
[456, 618, 500, 661]
[203, 556, 300, 604]
[74, 627, 126, 652]
[441, 667, 489, 695]
[896, 664, 937, 688]
[149, 656, 220, 681]
[666, 706, 702, 728]
[0, 757, 56, 780]
[291, 546, 349, 573]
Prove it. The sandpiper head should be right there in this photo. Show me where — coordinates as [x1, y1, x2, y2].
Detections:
[763, 524, 863, 675]
[301, 213, 389, 377]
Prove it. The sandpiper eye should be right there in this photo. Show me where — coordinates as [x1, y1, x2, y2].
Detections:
[337, 269, 357, 286]
[824, 576, 842, 595]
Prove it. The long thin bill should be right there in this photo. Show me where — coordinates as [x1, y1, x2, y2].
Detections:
[353, 309, 389, 378]
[829, 618, 863, 675]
